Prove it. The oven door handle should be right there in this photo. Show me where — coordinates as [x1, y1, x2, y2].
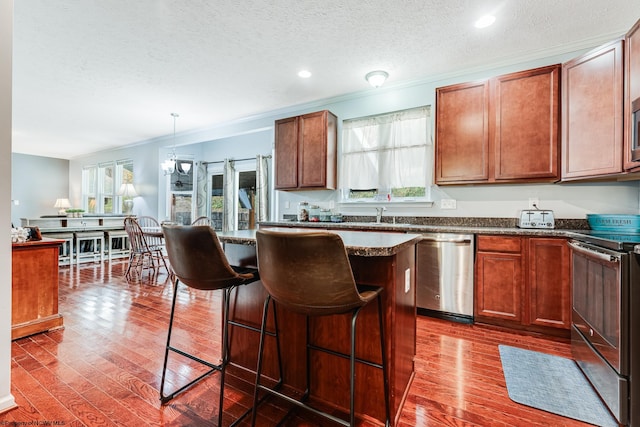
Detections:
[568, 241, 621, 263]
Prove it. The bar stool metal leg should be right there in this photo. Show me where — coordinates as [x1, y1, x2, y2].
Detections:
[253, 294, 391, 427]
[160, 277, 221, 404]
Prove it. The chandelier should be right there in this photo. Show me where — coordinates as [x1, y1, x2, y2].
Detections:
[161, 113, 192, 176]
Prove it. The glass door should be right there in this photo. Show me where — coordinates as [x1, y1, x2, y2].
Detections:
[168, 159, 194, 225]
[207, 159, 258, 231]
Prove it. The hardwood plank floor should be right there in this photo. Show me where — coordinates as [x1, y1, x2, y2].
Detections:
[1, 259, 598, 426]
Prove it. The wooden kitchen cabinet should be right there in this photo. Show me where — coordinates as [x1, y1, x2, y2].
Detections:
[625, 19, 640, 172]
[474, 235, 571, 335]
[475, 236, 524, 323]
[435, 64, 560, 185]
[435, 80, 490, 183]
[527, 237, 571, 330]
[493, 66, 560, 181]
[562, 39, 625, 180]
[274, 110, 337, 190]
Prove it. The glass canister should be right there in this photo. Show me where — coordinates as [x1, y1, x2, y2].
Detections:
[308, 205, 321, 222]
[319, 208, 332, 222]
[297, 201, 309, 222]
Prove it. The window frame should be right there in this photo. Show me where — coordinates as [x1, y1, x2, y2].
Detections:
[339, 106, 433, 205]
[82, 159, 134, 214]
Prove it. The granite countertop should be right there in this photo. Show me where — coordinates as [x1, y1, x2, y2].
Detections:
[216, 228, 422, 257]
[258, 220, 591, 240]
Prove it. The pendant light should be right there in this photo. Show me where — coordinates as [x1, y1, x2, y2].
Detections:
[161, 113, 179, 176]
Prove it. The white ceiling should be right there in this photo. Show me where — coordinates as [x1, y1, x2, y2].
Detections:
[12, 0, 639, 160]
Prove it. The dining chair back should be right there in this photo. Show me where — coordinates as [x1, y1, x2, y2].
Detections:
[191, 216, 211, 226]
[136, 215, 164, 248]
[123, 217, 169, 281]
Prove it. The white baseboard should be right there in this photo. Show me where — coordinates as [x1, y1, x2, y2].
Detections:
[0, 393, 16, 414]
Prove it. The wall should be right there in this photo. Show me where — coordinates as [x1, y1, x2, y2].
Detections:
[66, 45, 640, 222]
[1, 0, 16, 414]
[11, 153, 69, 225]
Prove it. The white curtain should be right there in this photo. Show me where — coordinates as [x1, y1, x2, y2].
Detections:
[195, 161, 208, 219]
[255, 155, 269, 223]
[341, 106, 432, 190]
[222, 159, 235, 231]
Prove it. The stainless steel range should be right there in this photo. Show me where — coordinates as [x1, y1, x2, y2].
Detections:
[569, 231, 640, 426]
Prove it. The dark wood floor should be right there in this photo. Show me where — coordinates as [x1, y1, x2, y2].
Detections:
[1, 259, 596, 426]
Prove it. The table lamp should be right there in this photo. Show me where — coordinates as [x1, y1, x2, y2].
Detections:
[118, 183, 138, 214]
[54, 198, 71, 215]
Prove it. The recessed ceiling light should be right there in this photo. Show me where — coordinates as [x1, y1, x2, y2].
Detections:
[298, 70, 312, 78]
[474, 14, 496, 29]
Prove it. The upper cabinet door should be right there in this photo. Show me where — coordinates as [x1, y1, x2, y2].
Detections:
[274, 116, 299, 189]
[274, 110, 337, 191]
[298, 110, 337, 189]
[562, 39, 624, 180]
[435, 81, 490, 183]
[435, 65, 560, 185]
[493, 65, 560, 181]
[625, 19, 640, 171]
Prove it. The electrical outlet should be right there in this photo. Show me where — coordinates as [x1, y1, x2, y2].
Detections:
[528, 198, 539, 209]
[441, 199, 457, 209]
[284, 201, 290, 209]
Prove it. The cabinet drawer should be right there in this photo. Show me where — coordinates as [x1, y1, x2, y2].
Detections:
[477, 235, 521, 252]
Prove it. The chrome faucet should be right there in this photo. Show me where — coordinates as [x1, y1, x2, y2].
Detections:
[375, 207, 387, 223]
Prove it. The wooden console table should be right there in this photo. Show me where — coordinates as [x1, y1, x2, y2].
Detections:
[12, 238, 64, 340]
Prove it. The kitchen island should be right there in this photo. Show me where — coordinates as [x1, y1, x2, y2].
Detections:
[216, 228, 421, 427]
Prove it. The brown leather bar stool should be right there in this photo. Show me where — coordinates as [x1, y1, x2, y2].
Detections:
[160, 224, 282, 426]
[252, 229, 391, 427]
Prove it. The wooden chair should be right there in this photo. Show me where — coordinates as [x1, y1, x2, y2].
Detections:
[160, 224, 281, 426]
[123, 217, 170, 280]
[136, 215, 165, 248]
[253, 229, 391, 427]
[191, 216, 211, 226]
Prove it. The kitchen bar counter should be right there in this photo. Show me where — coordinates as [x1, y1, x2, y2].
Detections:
[217, 227, 422, 256]
[217, 228, 419, 426]
[259, 220, 595, 240]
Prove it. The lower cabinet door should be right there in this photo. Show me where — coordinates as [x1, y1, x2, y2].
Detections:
[475, 251, 523, 323]
[526, 238, 571, 329]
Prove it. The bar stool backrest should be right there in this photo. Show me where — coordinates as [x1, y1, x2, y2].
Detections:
[162, 224, 248, 291]
[256, 229, 368, 316]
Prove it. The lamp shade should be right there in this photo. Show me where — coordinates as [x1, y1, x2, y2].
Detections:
[54, 198, 71, 209]
[54, 198, 72, 215]
[118, 183, 138, 198]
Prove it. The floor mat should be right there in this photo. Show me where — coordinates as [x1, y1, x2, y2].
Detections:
[498, 345, 618, 427]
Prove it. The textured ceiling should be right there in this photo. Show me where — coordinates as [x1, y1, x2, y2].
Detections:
[11, 0, 639, 159]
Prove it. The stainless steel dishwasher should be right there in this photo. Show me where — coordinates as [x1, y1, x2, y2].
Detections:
[416, 233, 474, 323]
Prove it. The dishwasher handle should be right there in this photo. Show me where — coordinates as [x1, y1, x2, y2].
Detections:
[420, 234, 473, 244]
[568, 240, 621, 263]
